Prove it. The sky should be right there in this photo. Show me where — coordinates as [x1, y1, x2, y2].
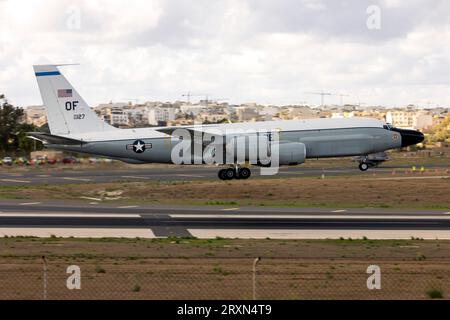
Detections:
[1, 0, 450, 108]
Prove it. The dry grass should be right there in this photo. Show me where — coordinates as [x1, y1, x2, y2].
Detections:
[1, 238, 450, 299]
[121, 173, 450, 208]
[1, 172, 449, 209]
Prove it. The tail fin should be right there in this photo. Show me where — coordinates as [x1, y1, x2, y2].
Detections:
[33, 64, 117, 135]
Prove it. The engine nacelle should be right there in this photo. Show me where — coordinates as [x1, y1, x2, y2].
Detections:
[202, 136, 307, 166]
[274, 141, 307, 165]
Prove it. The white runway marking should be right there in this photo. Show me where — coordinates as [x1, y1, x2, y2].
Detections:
[0, 228, 155, 238]
[18, 202, 41, 206]
[331, 209, 347, 213]
[0, 213, 141, 218]
[80, 196, 102, 201]
[176, 174, 205, 178]
[5, 173, 23, 177]
[121, 175, 151, 180]
[62, 177, 92, 182]
[0, 179, 31, 183]
[118, 205, 139, 209]
[222, 208, 240, 211]
[279, 172, 304, 175]
[170, 214, 450, 220]
[188, 229, 450, 240]
[366, 176, 450, 181]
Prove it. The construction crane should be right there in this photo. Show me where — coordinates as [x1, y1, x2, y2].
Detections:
[181, 92, 208, 103]
[305, 91, 333, 107]
[305, 91, 350, 106]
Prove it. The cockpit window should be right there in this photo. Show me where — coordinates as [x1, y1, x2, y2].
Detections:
[383, 124, 392, 130]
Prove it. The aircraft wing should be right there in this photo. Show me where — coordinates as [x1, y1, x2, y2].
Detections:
[155, 127, 228, 148]
[26, 132, 84, 145]
[155, 126, 225, 137]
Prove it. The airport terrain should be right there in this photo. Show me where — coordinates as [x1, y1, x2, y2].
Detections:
[0, 166, 449, 209]
[1, 159, 450, 299]
[1, 236, 450, 299]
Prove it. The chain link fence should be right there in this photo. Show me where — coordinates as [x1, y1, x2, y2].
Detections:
[1, 257, 450, 299]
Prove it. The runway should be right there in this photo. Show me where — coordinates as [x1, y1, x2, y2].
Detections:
[1, 200, 450, 239]
[1, 164, 446, 185]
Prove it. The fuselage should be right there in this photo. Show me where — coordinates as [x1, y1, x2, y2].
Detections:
[47, 117, 410, 164]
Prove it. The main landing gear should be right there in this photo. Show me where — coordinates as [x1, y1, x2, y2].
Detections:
[359, 162, 369, 171]
[218, 166, 251, 180]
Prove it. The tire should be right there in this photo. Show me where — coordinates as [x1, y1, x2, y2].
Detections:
[238, 168, 251, 179]
[225, 168, 236, 180]
[359, 163, 369, 171]
[218, 169, 228, 180]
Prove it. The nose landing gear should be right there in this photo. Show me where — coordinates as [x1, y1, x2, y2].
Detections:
[218, 166, 251, 180]
[356, 152, 388, 171]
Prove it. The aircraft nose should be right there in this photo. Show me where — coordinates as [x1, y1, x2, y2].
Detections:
[394, 128, 425, 147]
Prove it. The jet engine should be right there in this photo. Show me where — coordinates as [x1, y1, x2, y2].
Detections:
[275, 141, 307, 165]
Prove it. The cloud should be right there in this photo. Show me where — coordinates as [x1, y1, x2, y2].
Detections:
[0, 0, 450, 107]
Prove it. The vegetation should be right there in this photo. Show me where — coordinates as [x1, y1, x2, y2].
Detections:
[0, 94, 43, 156]
[427, 115, 450, 143]
[132, 284, 141, 292]
[95, 266, 106, 273]
[426, 288, 443, 299]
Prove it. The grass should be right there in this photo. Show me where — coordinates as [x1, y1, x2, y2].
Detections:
[132, 284, 141, 292]
[0, 236, 430, 246]
[95, 266, 106, 273]
[1, 172, 450, 209]
[426, 288, 443, 299]
[1, 233, 450, 299]
[212, 265, 231, 276]
[2, 154, 450, 211]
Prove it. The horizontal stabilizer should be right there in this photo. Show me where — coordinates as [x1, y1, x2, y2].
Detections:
[26, 132, 84, 145]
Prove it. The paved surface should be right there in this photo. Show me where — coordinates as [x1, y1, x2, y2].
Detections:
[0, 164, 447, 185]
[0, 200, 449, 239]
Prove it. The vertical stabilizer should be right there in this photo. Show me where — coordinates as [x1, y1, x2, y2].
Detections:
[33, 64, 117, 135]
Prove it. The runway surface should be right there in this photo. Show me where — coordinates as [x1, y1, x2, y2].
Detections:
[1, 200, 450, 239]
[0, 164, 447, 185]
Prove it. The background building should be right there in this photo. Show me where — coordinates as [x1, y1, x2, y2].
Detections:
[148, 106, 177, 126]
[25, 106, 47, 127]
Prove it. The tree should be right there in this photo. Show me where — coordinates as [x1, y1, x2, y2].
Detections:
[428, 115, 450, 143]
[0, 94, 43, 156]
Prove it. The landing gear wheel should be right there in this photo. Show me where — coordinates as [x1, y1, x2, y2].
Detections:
[238, 167, 251, 179]
[359, 163, 369, 171]
[218, 169, 228, 180]
[225, 168, 236, 180]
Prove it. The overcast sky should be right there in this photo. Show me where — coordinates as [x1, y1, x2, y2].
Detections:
[1, 0, 450, 107]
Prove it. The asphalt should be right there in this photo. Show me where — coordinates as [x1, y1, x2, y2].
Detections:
[0, 200, 450, 239]
[0, 164, 447, 185]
